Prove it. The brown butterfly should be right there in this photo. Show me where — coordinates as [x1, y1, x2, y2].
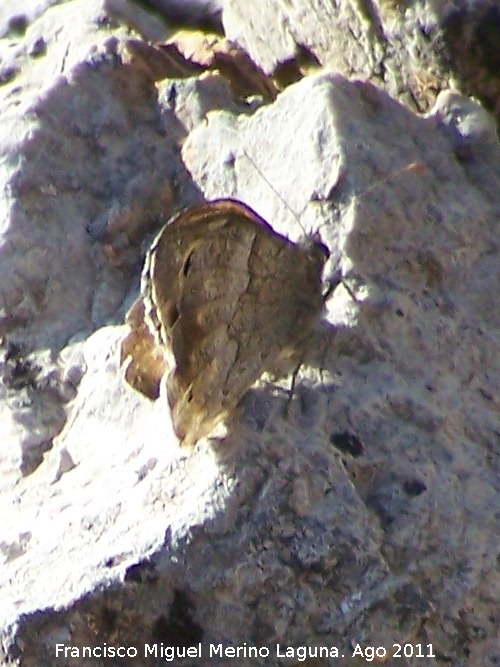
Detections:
[120, 199, 330, 447]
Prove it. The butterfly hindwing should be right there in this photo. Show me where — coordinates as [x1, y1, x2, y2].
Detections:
[121, 199, 328, 446]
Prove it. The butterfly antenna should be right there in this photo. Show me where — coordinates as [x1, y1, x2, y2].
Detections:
[241, 149, 427, 299]
[241, 150, 309, 235]
[350, 162, 427, 201]
[242, 150, 427, 225]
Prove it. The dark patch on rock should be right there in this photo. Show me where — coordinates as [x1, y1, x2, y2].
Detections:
[151, 590, 203, 647]
[329, 431, 364, 457]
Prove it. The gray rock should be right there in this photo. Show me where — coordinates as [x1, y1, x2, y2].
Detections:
[142, 0, 224, 33]
[222, 0, 500, 123]
[440, 1, 500, 120]
[1, 2, 499, 666]
[0, 0, 195, 351]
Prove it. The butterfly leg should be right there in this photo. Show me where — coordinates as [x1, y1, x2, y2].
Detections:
[284, 356, 304, 415]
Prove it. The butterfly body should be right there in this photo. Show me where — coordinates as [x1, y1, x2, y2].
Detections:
[121, 199, 328, 447]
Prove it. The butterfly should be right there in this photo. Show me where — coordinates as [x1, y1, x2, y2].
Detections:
[120, 198, 330, 447]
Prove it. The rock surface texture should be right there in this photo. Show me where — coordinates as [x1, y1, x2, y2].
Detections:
[0, 1, 499, 666]
[223, 0, 500, 121]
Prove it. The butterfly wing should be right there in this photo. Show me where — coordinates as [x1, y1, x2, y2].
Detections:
[120, 296, 168, 400]
[122, 199, 327, 446]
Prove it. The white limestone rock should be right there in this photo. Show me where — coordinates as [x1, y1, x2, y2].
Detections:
[0, 2, 499, 666]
